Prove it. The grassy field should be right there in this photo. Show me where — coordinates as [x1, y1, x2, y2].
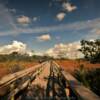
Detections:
[55, 59, 100, 72]
[0, 59, 100, 78]
[0, 60, 39, 78]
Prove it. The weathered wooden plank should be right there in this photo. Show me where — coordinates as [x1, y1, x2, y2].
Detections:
[62, 71, 100, 100]
[31, 62, 51, 89]
[53, 61, 100, 100]
[0, 62, 47, 96]
[0, 62, 45, 85]
[8, 63, 47, 99]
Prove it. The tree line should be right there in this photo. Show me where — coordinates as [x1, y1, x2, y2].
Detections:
[0, 52, 53, 62]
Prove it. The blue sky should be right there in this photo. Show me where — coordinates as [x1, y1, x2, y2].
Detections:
[0, 0, 100, 57]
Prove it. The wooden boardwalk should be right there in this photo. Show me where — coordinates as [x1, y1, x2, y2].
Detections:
[0, 61, 99, 100]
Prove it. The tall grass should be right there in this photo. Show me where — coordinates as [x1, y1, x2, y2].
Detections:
[73, 64, 100, 96]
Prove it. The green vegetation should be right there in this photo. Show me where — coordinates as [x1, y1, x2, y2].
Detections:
[0, 52, 35, 62]
[74, 39, 100, 96]
[79, 39, 100, 63]
[74, 65, 100, 96]
[0, 52, 53, 62]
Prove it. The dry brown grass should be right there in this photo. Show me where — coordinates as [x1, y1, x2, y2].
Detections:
[0, 59, 100, 78]
[55, 60, 100, 73]
[0, 61, 39, 78]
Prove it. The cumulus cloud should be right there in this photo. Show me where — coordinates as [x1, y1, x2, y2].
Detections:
[46, 42, 83, 59]
[55, 0, 77, 21]
[62, 2, 77, 12]
[0, 41, 32, 56]
[37, 34, 51, 41]
[17, 16, 30, 24]
[56, 12, 66, 21]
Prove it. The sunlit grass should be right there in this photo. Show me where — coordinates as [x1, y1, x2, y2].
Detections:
[0, 60, 38, 78]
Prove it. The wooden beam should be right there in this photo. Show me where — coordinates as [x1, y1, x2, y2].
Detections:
[0, 62, 47, 96]
[62, 71, 100, 100]
[53, 61, 100, 100]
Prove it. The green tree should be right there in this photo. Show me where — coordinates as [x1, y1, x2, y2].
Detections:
[79, 39, 100, 63]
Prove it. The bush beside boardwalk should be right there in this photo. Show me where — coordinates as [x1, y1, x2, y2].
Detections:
[73, 65, 100, 96]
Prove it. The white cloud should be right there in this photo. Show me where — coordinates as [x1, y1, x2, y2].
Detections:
[55, 36, 61, 40]
[95, 29, 100, 34]
[0, 1, 77, 35]
[0, 17, 100, 40]
[34, 52, 43, 56]
[9, 8, 16, 13]
[62, 2, 77, 12]
[17, 16, 30, 24]
[0, 41, 32, 56]
[37, 34, 51, 41]
[46, 42, 83, 59]
[33, 17, 38, 22]
[56, 12, 66, 21]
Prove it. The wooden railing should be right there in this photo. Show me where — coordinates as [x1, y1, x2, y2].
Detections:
[53, 61, 100, 100]
[0, 61, 47, 96]
[0, 61, 99, 100]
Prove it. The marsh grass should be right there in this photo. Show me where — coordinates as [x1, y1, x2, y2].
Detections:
[73, 64, 100, 96]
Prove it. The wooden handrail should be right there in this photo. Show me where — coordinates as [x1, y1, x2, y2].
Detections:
[53, 61, 100, 100]
[0, 61, 47, 96]
[0, 61, 99, 100]
[8, 64, 47, 99]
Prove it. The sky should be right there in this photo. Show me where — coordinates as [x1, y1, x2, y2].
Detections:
[0, 0, 100, 58]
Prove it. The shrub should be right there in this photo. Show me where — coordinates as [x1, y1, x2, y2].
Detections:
[73, 66, 100, 96]
[8, 64, 25, 73]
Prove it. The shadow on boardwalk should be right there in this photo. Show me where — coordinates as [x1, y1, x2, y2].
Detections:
[11, 64, 78, 100]
[46, 64, 67, 100]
